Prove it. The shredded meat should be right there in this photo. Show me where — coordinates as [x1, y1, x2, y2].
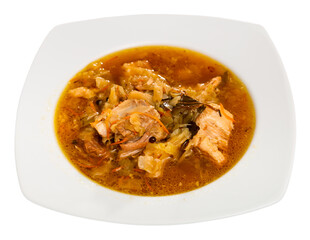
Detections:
[119, 149, 144, 158]
[91, 99, 168, 157]
[78, 127, 110, 159]
[84, 140, 109, 158]
[192, 103, 234, 165]
[120, 132, 151, 151]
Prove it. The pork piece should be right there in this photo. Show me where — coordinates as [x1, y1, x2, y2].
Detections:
[96, 76, 110, 90]
[69, 87, 95, 99]
[91, 99, 168, 156]
[109, 99, 156, 123]
[92, 121, 106, 137]
[114, 100, 168, 155]
[78, 127, 110, 159]
[120, 132, 151, 151]
[84, 140, 109, 158]
[109, 99, 167, 138]
[191, 103, 234, 165]
[119, 149, 144, 158]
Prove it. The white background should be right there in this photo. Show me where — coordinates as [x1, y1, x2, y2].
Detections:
[1, 0, 309, 239]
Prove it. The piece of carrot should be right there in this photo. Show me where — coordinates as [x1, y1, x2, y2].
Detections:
[110, 120, 118, 125]
[164, 110, 172, 117]
[89, 101, 97, 112]
[145, 178, 153, 191]
[111, 115, 131, 126]
[64, 107, 80, 116]
[116, 85, 120, 96]
[105, 110, 112, 139]
[133, 168, 144, 173]
[112, 166, 123, 173]
[219, 103, 235, 123]
[98, 84, 110, 93]
[110, 137, 129, 145]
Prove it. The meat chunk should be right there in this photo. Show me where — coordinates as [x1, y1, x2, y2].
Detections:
[110, 99, 167, 138]
[84, 140, 109, 158]
[109, 99, 155, 122]
[78, 127, 110, 159]
[91, 99, 168, 157]
[92, 121, 107, 137]
[114, 100, 168, 156]
[120, 132, 151, 151]
[192, 103, 234, 165]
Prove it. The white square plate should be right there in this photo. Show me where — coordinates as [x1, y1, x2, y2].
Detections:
[15, 15, 295, 224]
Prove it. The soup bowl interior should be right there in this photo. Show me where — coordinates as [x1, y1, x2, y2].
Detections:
[15, 15, 295, 224]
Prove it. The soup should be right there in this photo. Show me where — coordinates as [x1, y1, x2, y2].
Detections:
[55, 46, 255, 196]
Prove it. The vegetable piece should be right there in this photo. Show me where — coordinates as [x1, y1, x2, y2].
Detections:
[69, 87, 95, 99]
[181, 139, 189, 151]
[138, 155, 169, 178]
[220, 103, 235, 122]
[89, 101, 97, 112]
[137, 128, 191, 177]
[175, 95, 203, 108]
[110, 137, 129, 145]
[96, 76, 110, 89]
[169, 96, 181, 106]
[112, 166, 123, 173]
[153, 82, 163, 102]
[161, 101, 173, 111]
[108, 85, 119, 106]
[128, 91, 154, 105]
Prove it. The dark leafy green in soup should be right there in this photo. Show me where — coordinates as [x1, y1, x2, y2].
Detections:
[55, 46, 255, 196]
